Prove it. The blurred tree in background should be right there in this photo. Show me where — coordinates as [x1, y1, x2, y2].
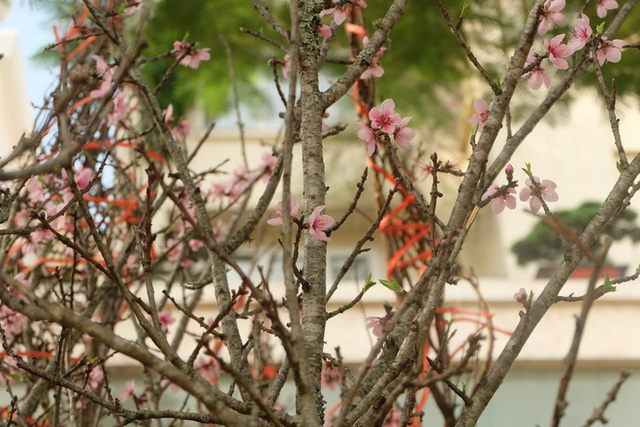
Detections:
[25, 0, 640, 124]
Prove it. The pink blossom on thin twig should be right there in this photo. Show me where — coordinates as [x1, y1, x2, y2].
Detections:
[306, 205, 335, 241]
[538, 0, 565, 36]
[597, 39, 626, 65]
[519, 177, 558, 213]
[544, 34, 572, 70]
[567, 14, 593, 52]
[468, 99, 491, 133]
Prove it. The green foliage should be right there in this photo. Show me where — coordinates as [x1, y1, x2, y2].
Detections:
[511, 202, 640, 266]
[603, 274, 617, 293]
[379, 278, 403, 293]
[363, 272, 376, 292]
[141, 0, 287, 118]
[139, 0, 476, 122]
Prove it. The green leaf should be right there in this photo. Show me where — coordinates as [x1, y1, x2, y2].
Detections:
[379, 279, 403, 293]
[9, 373, 23, 382]
[461, 2, 469, 16]
[616, 161, 622, 173]
[363, 273, 377, 292]
[603, 274, 617, 293]
[596, 22, 605, 34]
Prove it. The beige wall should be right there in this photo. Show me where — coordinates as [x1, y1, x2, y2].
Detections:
[0, 29, 32, 157]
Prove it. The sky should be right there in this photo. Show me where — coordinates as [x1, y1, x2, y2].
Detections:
[2, 1, 56, 107]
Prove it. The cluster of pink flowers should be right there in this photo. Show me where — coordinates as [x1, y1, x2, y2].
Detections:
[12, 166, 97, 270]
[357, 99, 415, 157]
[172, 40, 211, 69]
[267, 195, 335, 242]
[482, 165, 558, 214]
[522, 2, 626, 91]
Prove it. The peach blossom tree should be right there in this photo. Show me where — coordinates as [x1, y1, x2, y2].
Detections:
[0, 0, 639, 426]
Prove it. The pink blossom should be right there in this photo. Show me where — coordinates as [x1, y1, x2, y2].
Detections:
[393, 116, 415, 149]
[538, 0, 565, 36]
[74, 167, 94, 189]
[26, 177, 46, 204]
[568, 14, 593, 52]
[90, 55, 112, 99]
[318, 24, 332, 38]
[360, 62, 384, 80]
[369, 99, 401, 134]
[120, 380, 136, 401]
[172, 41, 211, 69]
[124, 0, 143, 15]
[597, 39, 625, 65]
[282, 54, 290, 80]
[267, 195, 300, 226]
[357, 122, 380, 157]
[92, 54, 109, 76]
[61, 166, 94, 194]
[85, 367, 104, 392]
[366, 316, 384, 337]
[519, 177, 559, 213]
[482, 184, 517, 214]
[306, 205, 335, 242]
[514, 288, 528, 304]
[157, 310, 176, 333]
[90, 77, 112, 99]
[196, 356, 220, 380]
[523, 50, 550, 90]
[360, 36, 386, 80]
[321, 363, 342, 391]
[468, 99, 491, 132]
[0, 306, 26, 336]
[544, 34, 572, 70]
[417, 162, 432, 181]
[362, 35, 386, 57]
[527, 66, 550, 90]
[171, 121, 190, 141]
[164, 104, 191, 141]
[383, 409, 402, 427]
[259, 152, 278, 181]
[107, 91, 128, 127]
[319, 2, 347, 26]
[597, 0, 619, 18]
[189, 239, 204, 252]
